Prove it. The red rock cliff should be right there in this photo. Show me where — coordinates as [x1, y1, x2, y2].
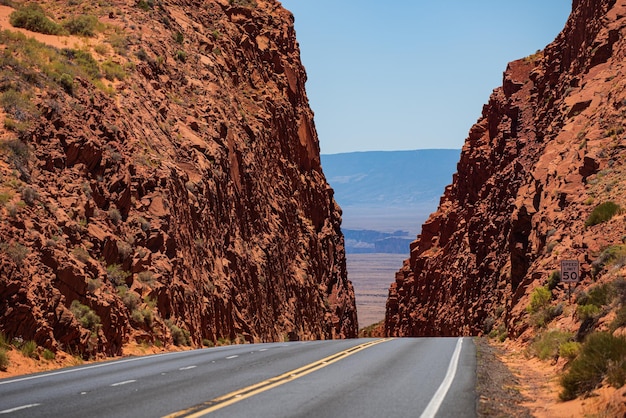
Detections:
[386, 0, 626, 337]
[0, 0, 357, 358]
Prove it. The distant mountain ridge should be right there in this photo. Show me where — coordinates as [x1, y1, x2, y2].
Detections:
[321, 150, 460, 208]
[321, 150, 460, 253]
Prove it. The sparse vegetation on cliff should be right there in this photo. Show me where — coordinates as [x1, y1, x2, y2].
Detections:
[9, 3, 63, 35]
[585, 201, 622, 227]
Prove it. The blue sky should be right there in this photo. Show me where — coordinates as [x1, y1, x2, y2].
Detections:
[279, 1, 572, 154]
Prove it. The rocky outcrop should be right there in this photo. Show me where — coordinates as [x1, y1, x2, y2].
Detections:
[0, 0, 357, 358]
[386, 0, 626, 337]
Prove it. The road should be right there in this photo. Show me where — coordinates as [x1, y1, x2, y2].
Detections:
[0, 337, 475, 418]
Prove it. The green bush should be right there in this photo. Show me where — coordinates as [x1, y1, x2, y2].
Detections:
[0, 241, 29, 265]
[20, 340, 37, 359]
[59, 73, 74, 94]
[9, 3, 64, 35]
[63, 15, 99, 37]
[560, 332, 626, 400]
[531, 330, 574, 360]
[42, 348, 55, 360]
[0, 348, 8, 371]
[117, 286, 140, 310]
[108, 207, 122, 225]
[107, 264, 129, 286]
[0, 332, 9, 349]
[527, 286, 552, 313]
[102, 60, 126, 81]
[591, 245, 626, 278]
[166, 320, 190, 346]
[610, 305, 626, 332]
[576, 304, 601, 321]
[60, 49, 100, 79]
[559, 341, 581, 361]
[70, 300, 101, 331]
[547, 270, 561, 290]
[585, 201, 621, 227]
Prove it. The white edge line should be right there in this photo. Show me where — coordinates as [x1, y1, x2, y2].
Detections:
[0, 351, 180, 386]
[0, 403, 41, 414]
[420, 338, 464, 418]
[226, 355, 239, 359]
[179, 365, 197, 370]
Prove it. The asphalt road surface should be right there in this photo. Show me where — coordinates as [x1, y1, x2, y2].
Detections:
[0, 337, 476, 418]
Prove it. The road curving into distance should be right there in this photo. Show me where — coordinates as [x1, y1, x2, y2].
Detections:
[0, 337, 476, 418]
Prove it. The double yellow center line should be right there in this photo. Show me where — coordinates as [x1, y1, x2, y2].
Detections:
[164, 338, 391, 418]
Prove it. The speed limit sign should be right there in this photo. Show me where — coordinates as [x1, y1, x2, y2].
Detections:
[560, 260, 580, 283]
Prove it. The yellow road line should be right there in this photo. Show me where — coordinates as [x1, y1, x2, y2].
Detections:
[164, 338, 392, 418]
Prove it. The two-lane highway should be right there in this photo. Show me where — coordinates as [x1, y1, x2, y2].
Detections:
[0, 338, 476, 417]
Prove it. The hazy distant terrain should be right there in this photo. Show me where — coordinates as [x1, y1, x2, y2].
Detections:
[322, 150, 460, 253]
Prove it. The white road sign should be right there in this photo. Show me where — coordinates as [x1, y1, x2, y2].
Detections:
[560, 260, 580, 283]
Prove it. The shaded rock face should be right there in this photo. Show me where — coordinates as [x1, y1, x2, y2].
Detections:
[386, 0, 626, 337]
[0, 0, 357, 357]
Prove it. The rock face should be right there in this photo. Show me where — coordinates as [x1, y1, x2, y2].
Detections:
[386, 0, 626, 337]
[0, 0, 357, 358]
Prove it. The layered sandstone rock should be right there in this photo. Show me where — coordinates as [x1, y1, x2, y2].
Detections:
[0, 0, 356, 358]
[386, 0, 626, 337]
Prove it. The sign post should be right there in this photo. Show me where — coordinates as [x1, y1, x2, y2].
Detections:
[560, 260, 580, 303]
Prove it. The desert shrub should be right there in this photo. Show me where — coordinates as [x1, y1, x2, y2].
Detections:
[559, 341, 582, 361]
[9, 3, 64, 35]
[107, 264, 129, 286]
[166, 320, 190, 346]
[137, 271, 154, 285]
[614, 277, 626, 303]
[611, 305, 626, 331]
[585, 201, 621, 227]
[20, 186, 38, 206]
[0, 332, 9, 349]
[116, 240, 133, 260]
[137, 0, 154, 11]
[174, 31, 184, 44]
[87, 278, 102, 292]
[560, 332, 626, 400]
[63, 15, 99, 37]
[547, 270, 561, 290]
[108, 207, 122, 225]
[20, 340, 37, 359]
[488, 323, 508, 342]
[202, 339, 214, 347]
[531, 330, 574, 361]
[70, 300, 101, 331]
[72, 247, 90, 263]
[0, 241, 29, 265]
[175, 50, 186, 62]
[576, 304, 601, 322]
[137, 217, 150, 232]
[1, 138, 29, 162]
[528, 286, 552, 313]
[577, 283, 613, 307]
[42, 348, 55, 360]
[591, 245, 626, 278]
[60, 49, 100, 79]
[1, 89, 38, 126]
[108, 32, 128, 55]
[526, 286, 560, 327]
[117, 285, 140, 311]
[102, 59, 126, 81]
[59, 73, 74, 94]
[0, 348, 8, 371]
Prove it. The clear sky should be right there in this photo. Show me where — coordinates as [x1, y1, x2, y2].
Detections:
[279, 1, 572, 155]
